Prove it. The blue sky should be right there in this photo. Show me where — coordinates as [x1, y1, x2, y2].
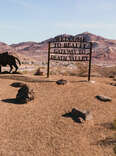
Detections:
[0, 0, 116, 44]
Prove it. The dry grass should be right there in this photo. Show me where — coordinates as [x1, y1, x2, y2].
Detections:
[114, 145, 116, 154]
[69, 64, 116, 78]
[113, 120, 116, 130]
[75, 62, 88, 76]
[97, 66, 116, 78]
[113, 119, 116, 154]
[14, 63, 116, 79]
[48, 63, 116, 78]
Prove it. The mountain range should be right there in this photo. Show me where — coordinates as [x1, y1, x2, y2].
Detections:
[0, 32, 116, 65]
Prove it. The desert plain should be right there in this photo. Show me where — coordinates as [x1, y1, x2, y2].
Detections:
[0, 73, 115, 156]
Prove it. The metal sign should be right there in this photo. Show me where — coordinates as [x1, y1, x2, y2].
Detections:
[47, 36, 92, 81]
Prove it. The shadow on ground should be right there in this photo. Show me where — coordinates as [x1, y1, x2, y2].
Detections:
[12, 71, 22, 74]
[0, 71, 10, 74]
[2, 98, 26, 104]
[62, 108, 86, 123]
[0, 71, 21, 74]
[70, 80, 88, 83]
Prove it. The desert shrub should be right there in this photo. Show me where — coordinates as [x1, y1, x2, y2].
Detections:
[114, 145, 116, 154]
[113, 119, 116, 154]
[97, 66, 116, 78]
[99, 119, 116, 154]
[49, 71, 57, 75]
[76, 62, 88, 77]
[21, 70, 29, 74]
[113, 120, 116, 130]
[34, 68, 43, 76]
[68, 71, 78, 76]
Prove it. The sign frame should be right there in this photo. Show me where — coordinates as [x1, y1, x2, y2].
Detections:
[47, 36, 92, 81]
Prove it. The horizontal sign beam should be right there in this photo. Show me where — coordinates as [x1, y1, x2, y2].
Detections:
[50, 42, 91, 49]
[50, 55, 89, 61]
[51, 36, 85, 42]
[50, 49, 90, 55]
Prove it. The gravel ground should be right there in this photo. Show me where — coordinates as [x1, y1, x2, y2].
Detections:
[0, 75, 115, 156]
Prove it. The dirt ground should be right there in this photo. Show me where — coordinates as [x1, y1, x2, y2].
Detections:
[0, 74, 115, 156]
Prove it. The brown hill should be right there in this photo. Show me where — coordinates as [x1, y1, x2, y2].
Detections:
[0, 42, 13, 53]
[76, 32, 116, 65]
[11, 41, 47, 63]
[10, 32, 116, 65]
[0, 32, 116, 65]
[0, 42, 36, 64]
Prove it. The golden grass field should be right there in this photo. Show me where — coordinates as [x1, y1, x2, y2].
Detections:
[0, 72, 116, 156]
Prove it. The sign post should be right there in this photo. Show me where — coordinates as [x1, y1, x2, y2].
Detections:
[47, 36, 92, 81]
[47, 42, 50, 78]
[88, 42, 92, 81]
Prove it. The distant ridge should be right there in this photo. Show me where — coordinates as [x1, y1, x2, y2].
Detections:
[0, 32, 116, 65]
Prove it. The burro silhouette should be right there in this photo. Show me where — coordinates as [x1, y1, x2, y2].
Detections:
[0, 52, 21, 73]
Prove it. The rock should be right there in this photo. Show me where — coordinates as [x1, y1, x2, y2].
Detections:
[71, 108, 93, 121]
[56, 79, 67, 85]
[110, 82, 116, 86]
[10, 82, 25, 88]
[109, 75, 115, 78]
[16, 84, 34, 103]
[62, 108, 93, 123]
[71, 108, 86, 121]
[96, 95, 112, 102]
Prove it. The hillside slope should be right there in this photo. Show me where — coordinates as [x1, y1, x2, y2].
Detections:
[0, 32, 116, 65]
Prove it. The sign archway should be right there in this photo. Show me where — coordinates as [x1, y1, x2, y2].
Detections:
[47, 36, 92, 81]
